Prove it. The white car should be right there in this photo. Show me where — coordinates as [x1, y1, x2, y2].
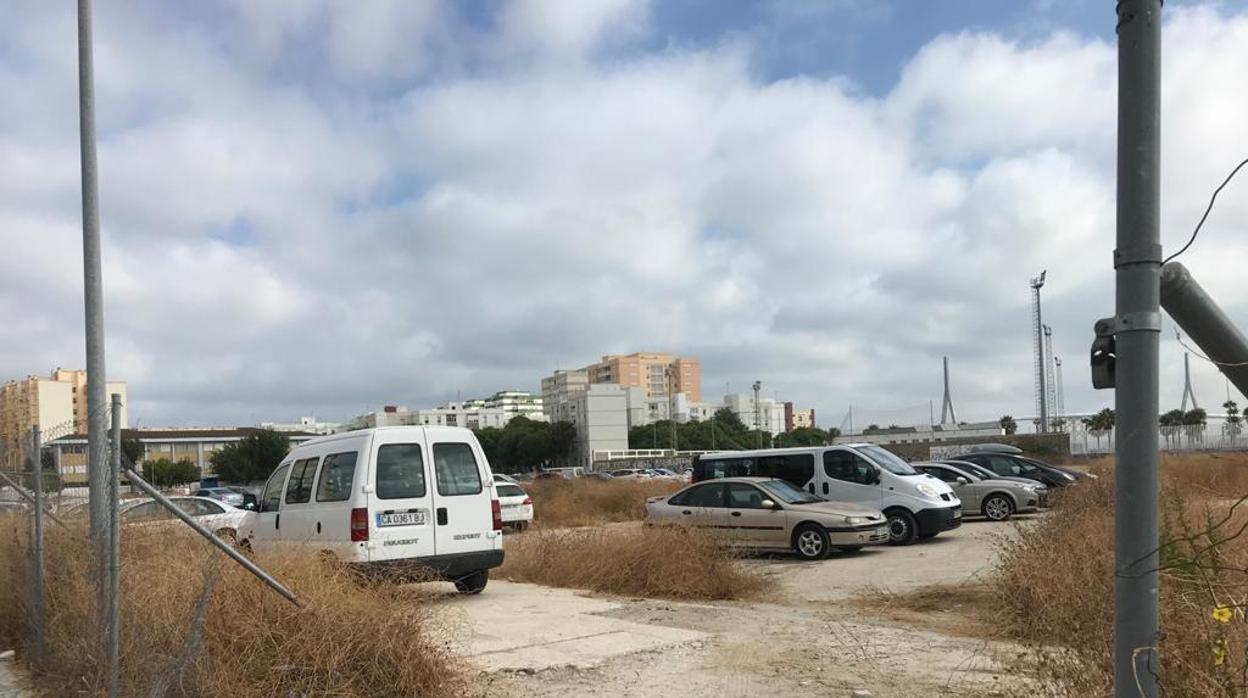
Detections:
[493, 473, 520, 485]
[120, 496, 249, 540]
[495, 483, 533, 531]
[608, 468, 652, 480]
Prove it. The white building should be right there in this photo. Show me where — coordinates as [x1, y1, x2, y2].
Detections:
[342, 401, 539, 432]
[720, 393, 785, 436]
[259, 416, 340, 435]
[834, 422, 1003, 446]
[482, 390, 544, 419]
[543, 383, 629, 469]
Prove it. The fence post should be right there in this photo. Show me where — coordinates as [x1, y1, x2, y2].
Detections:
[31, 425, 45, 667]
[108, 393, 121, 698]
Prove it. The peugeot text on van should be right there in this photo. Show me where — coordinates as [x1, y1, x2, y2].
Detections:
[239, 426, 504, 593]
[691, 444, 962, 545]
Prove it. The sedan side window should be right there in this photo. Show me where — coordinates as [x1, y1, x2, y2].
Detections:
[684, 484, 726, 508]
[726, 483, 767, 509]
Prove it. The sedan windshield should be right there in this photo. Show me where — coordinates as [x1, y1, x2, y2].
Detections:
[760, 479, 823, 505]
[857, 445, 918, 475]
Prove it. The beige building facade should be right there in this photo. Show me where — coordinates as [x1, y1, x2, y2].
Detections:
[581, 352, 701, 402]
[0, 369, 128, 451]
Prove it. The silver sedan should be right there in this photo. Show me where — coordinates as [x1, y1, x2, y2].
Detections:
[645, 476, 889, 560]
[914, 462, 1042, 521]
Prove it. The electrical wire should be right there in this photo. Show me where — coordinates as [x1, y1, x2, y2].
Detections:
[1175, 331, 1248, 368]
[1163, 157, 1248, 265]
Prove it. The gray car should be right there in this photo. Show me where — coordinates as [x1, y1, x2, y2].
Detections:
[939, 460, 1051, 506]
[915, 462, 1043, 521]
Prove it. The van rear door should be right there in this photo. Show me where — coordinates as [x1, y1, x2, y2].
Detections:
[367, 430, 437, 563]
[427, 431, 493, 557]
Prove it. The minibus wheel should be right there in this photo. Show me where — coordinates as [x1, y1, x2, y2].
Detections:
[885, 509, 918, 546]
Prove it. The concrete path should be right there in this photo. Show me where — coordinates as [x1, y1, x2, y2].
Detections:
[441, 581, 706, 673]
[0, 652, 30, 698]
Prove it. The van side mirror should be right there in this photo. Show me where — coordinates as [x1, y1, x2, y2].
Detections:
[869, 470, 881, 485]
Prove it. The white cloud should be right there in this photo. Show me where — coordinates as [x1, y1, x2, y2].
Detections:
[2, 2, 1248, 429]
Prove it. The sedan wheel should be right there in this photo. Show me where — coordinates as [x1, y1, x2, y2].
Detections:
[983, 494, 1014, 521]
[793, 524, 830, 560]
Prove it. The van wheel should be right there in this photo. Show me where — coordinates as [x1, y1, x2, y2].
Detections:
[792, 524, 830, 560]
[885, 509, 918, 546]
[454, 570, 489, 594]
[982, 494, 1014, 521]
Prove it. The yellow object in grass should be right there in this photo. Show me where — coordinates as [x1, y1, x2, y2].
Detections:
[1213, 605, 1234, 624]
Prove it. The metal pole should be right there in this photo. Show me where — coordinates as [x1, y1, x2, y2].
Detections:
[1161, 262, 1248, 398]
[1034, 282, 1048, 432]
[77, 0, 110, 640]
[122, 467, 301, 606]
[107, 393, 121, 698]
[30, 426, 45, 667]
[1115, 1, 1162, 694]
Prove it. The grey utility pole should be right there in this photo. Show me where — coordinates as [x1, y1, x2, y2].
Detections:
[1161, 262, 1248, 398]
[77, 0, 109, 569]
[1030, 272, 1048, 431]
[1114, 1, 1162, 695]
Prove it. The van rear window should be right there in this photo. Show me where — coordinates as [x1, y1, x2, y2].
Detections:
[376, 444, 427, 500]
[433, 443, 483, 496]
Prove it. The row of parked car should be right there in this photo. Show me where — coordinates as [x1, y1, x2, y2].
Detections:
[643, 442, 1090, 560]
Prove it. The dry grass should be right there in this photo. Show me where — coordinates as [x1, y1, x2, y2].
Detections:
[853, 583, 1001, 640]
[0, 521, 462, 697]
[994, 452, 1248, 695]
[499, 524, 770, 600]
[524, 477, 684, 529]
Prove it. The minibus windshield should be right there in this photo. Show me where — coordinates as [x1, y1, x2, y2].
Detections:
[857, 445, 919, 475]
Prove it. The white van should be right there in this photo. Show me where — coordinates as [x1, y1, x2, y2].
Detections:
[691, 444, 961, 545]
[238, 426, 503, 593]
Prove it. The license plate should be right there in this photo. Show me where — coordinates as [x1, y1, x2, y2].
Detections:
[376, 511, 426, 527]
[503, 504, 520, 510]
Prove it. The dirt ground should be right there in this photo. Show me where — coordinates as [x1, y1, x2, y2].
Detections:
[448, 516, 1041, 698]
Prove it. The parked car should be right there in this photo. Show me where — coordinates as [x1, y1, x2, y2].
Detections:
[650, 468, 682, 479]
[961, 445, 1096, 481]
[646, 477, 889, 559]
[533, 471, 570, 481]
[0, 500, 29, 515]
[608, 468, 652, 480]
[239, 426, 504, 594]
[495, 483, 533, 531]
[914, 462, 1043, 520]
[120, 496, 249, 539]
[194, 487, 247, 509]
[938, 460, 1051, 506]
[587, 471, 615, 481]
[224, 486, 259, 510]
[692, 444, 962, 545]
[952, 452, 1076, 488]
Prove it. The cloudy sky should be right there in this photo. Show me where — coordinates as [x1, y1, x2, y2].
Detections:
[3, 0, 1248, 430]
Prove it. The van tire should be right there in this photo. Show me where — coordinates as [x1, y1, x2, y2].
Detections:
[885, 509, 918, 546]
[454, 570, 489, 594]
[792, 523, 830, 560]
[982, 494, 1014, 521]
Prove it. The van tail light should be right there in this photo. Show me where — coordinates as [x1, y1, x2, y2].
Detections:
[350, 508, 369, 542]
[522, 497, 532, 506]
[492, 499, 503, 531]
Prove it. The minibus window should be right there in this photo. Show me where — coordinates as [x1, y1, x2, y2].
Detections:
[316, 451, 358, 502]
[756, 454, 814, 488]
[376, 444, 427, 499]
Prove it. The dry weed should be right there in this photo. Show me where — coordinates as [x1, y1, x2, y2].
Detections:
[525, 477, 684, 529]
[994, 453, 1248, 695]
[499, 524, 769, 600]
[0, 520, 462, 697]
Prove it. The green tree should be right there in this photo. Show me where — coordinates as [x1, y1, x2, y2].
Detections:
[1084, 408, 1115, 432]
[210, 429, 290, 482]
[999, 415, 1018, 435]
[1224, 400, 1241, 426]
[473, 417, 576, 472]
[773, 427, 832, 448]
[120, 436, 145, 465]
[1182, 408, 1207, 426]
[142, 458, 201, 487]
[1159, 409, 1186, 427]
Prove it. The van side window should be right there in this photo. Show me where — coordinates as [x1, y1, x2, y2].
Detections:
[260, 463, 291, 513]
[757, 454, 814, 488]
[700, 458, 753, 479]
[433, 443, 483, 496]
[316, 451, 358, 502]
[285, 458, 319, 504]
[823, 451, 875, 485]
[376, 444, 427, 500]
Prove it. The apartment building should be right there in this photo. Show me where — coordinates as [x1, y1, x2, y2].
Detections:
[580, 352, 701, 402]
[541, 370, 589, 419]
[784, 403, 816, 432]
[545, 384, 629, 468]
[722, 393, 785, 436]
[259, 416, 341, 435]
[341, 400, 543, 433]
[0, 369, 127, 451]
[481, 390, 544, 419]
